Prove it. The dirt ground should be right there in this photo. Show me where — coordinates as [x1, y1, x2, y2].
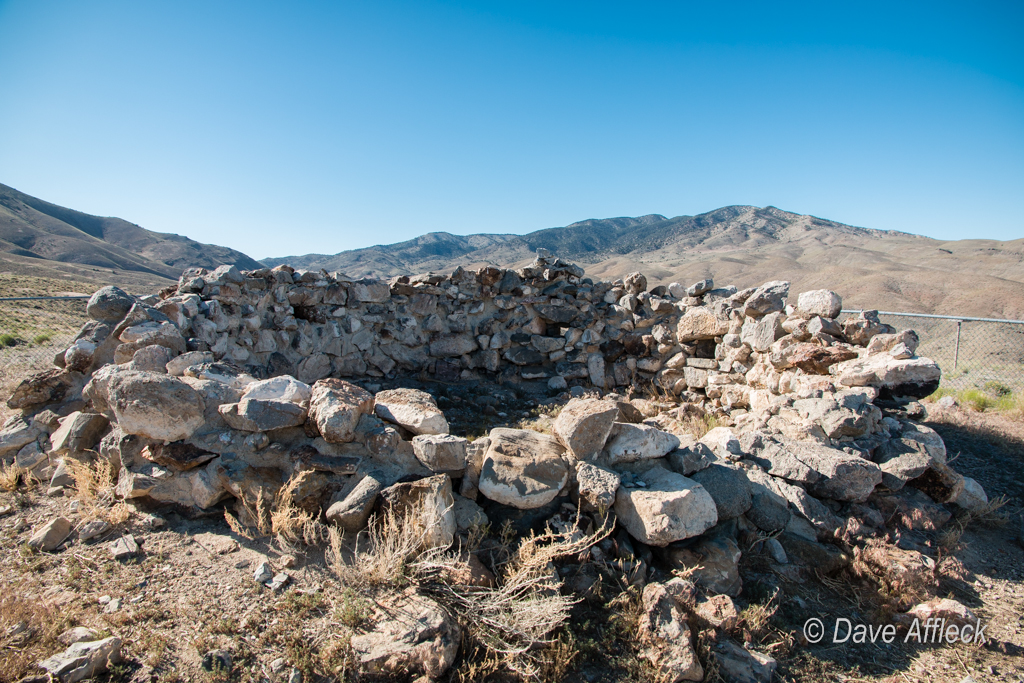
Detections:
[1, 399, 1023, 683]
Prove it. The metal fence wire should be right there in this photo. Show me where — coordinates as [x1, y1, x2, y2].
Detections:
[0, 296, 90, 381]
[842, 311, 1024, 391]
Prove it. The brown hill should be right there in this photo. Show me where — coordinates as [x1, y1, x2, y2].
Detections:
[264, 206, 1024, 319]
[0, 182, 262, 287]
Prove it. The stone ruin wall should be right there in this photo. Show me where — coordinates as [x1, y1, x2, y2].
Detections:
[61, 251, 942, 414]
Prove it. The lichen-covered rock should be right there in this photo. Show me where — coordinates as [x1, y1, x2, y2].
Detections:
[7, 368, 82, 410]
[374, 388, 448, 435]
[87, 285, 134, 323]
[107, 372, 206, 442]
[350, 593, 459, 680]
[575, 460, 620, 512]
[637, 582, 703, 682]
[378, 474, 456, 549]
[614, 466, 718, 546]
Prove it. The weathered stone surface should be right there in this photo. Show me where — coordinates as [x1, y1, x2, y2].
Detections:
[38, 636, 122, 682]
[676, 307, 729, 342]
[114, 321, 187, 363]
[479, 428, 568, 509]
[954, 477, 988, 511]
[218, 398, 307, 432]
[107, 372, 206, 441]
[667, 442, 716, 476]
[141, 442, 216, 471]
[326, 474, 382, 531]
[87, 286, 134, 323]
[552, 398, 619, 460]
[742, 467, 791, 532]
[412, 434, 468, 473]
[309, 379, 375, 443]
[796, 289, 842, 318]
[691, 463, 752, 520]
[351, 279, 391, 303]
[378, 474, 456, 549]
[745, 438, 881, 502]
[874, 436, 933, 490]
[604, 423, 680, 464]
[694, 594, 740, 631]
[429, 334, 479, 358]
[374, 388, 449, 435]
[637, 582, 703, 682]
[663, 535, 743, 596]
[614, 466, 718, 546]
[687, 279, 713, 297]
[7, 368, 81, 410]
[575, 460, 620, 512]
[0, 416, 43, 459]
[165, 350, 215, 376]
[350, 593, 460, 680]
[28, 516, 72, 551]
[712, 641, 776, 683]
[744, 280, 789, 317]
[893, 598, 977, 629]
[242, 376, 312, 404]
[835, 354, 941, 398]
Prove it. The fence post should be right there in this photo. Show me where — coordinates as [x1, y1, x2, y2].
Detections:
[953, 320, 962, 372]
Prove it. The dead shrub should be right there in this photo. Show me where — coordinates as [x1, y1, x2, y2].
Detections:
[228, 470, 325, 546]
[847, 539, 936, 614]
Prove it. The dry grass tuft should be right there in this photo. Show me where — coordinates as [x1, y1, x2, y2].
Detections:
[270, 470, 325, 546]
[0, 463, 25, 492]
[0, 591, 83, 682]
[66, 457, 131, 526]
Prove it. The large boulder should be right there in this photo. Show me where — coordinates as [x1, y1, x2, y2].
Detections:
[309, 379, 375, 443]
[614, 466, 718, 546]
[835, 354, 941, 398]
[478, 428, 569, 509]
[745, 438, 881, 503]
[107, 372, 206, 442]
[87, 286, 134, 323]
[374, 388, 449, 435]
[552, 398, 619, 460]
[796, 289, 842, 319]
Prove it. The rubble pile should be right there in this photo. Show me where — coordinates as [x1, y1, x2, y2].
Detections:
[0, 252, 988, 682]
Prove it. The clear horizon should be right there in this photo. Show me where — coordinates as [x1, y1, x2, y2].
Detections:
[1, 1, 1021, 259]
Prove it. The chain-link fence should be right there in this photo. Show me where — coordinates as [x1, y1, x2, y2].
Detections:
[0, 296, 90, 384]
[842, 310, 1024, 391]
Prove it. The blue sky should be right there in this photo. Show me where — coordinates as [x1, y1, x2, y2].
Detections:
[0, 1, 1021, 259]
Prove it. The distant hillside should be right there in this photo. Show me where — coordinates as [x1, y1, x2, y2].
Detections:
[264, 206, 1024, 319]
[0, 183, 262, 286]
